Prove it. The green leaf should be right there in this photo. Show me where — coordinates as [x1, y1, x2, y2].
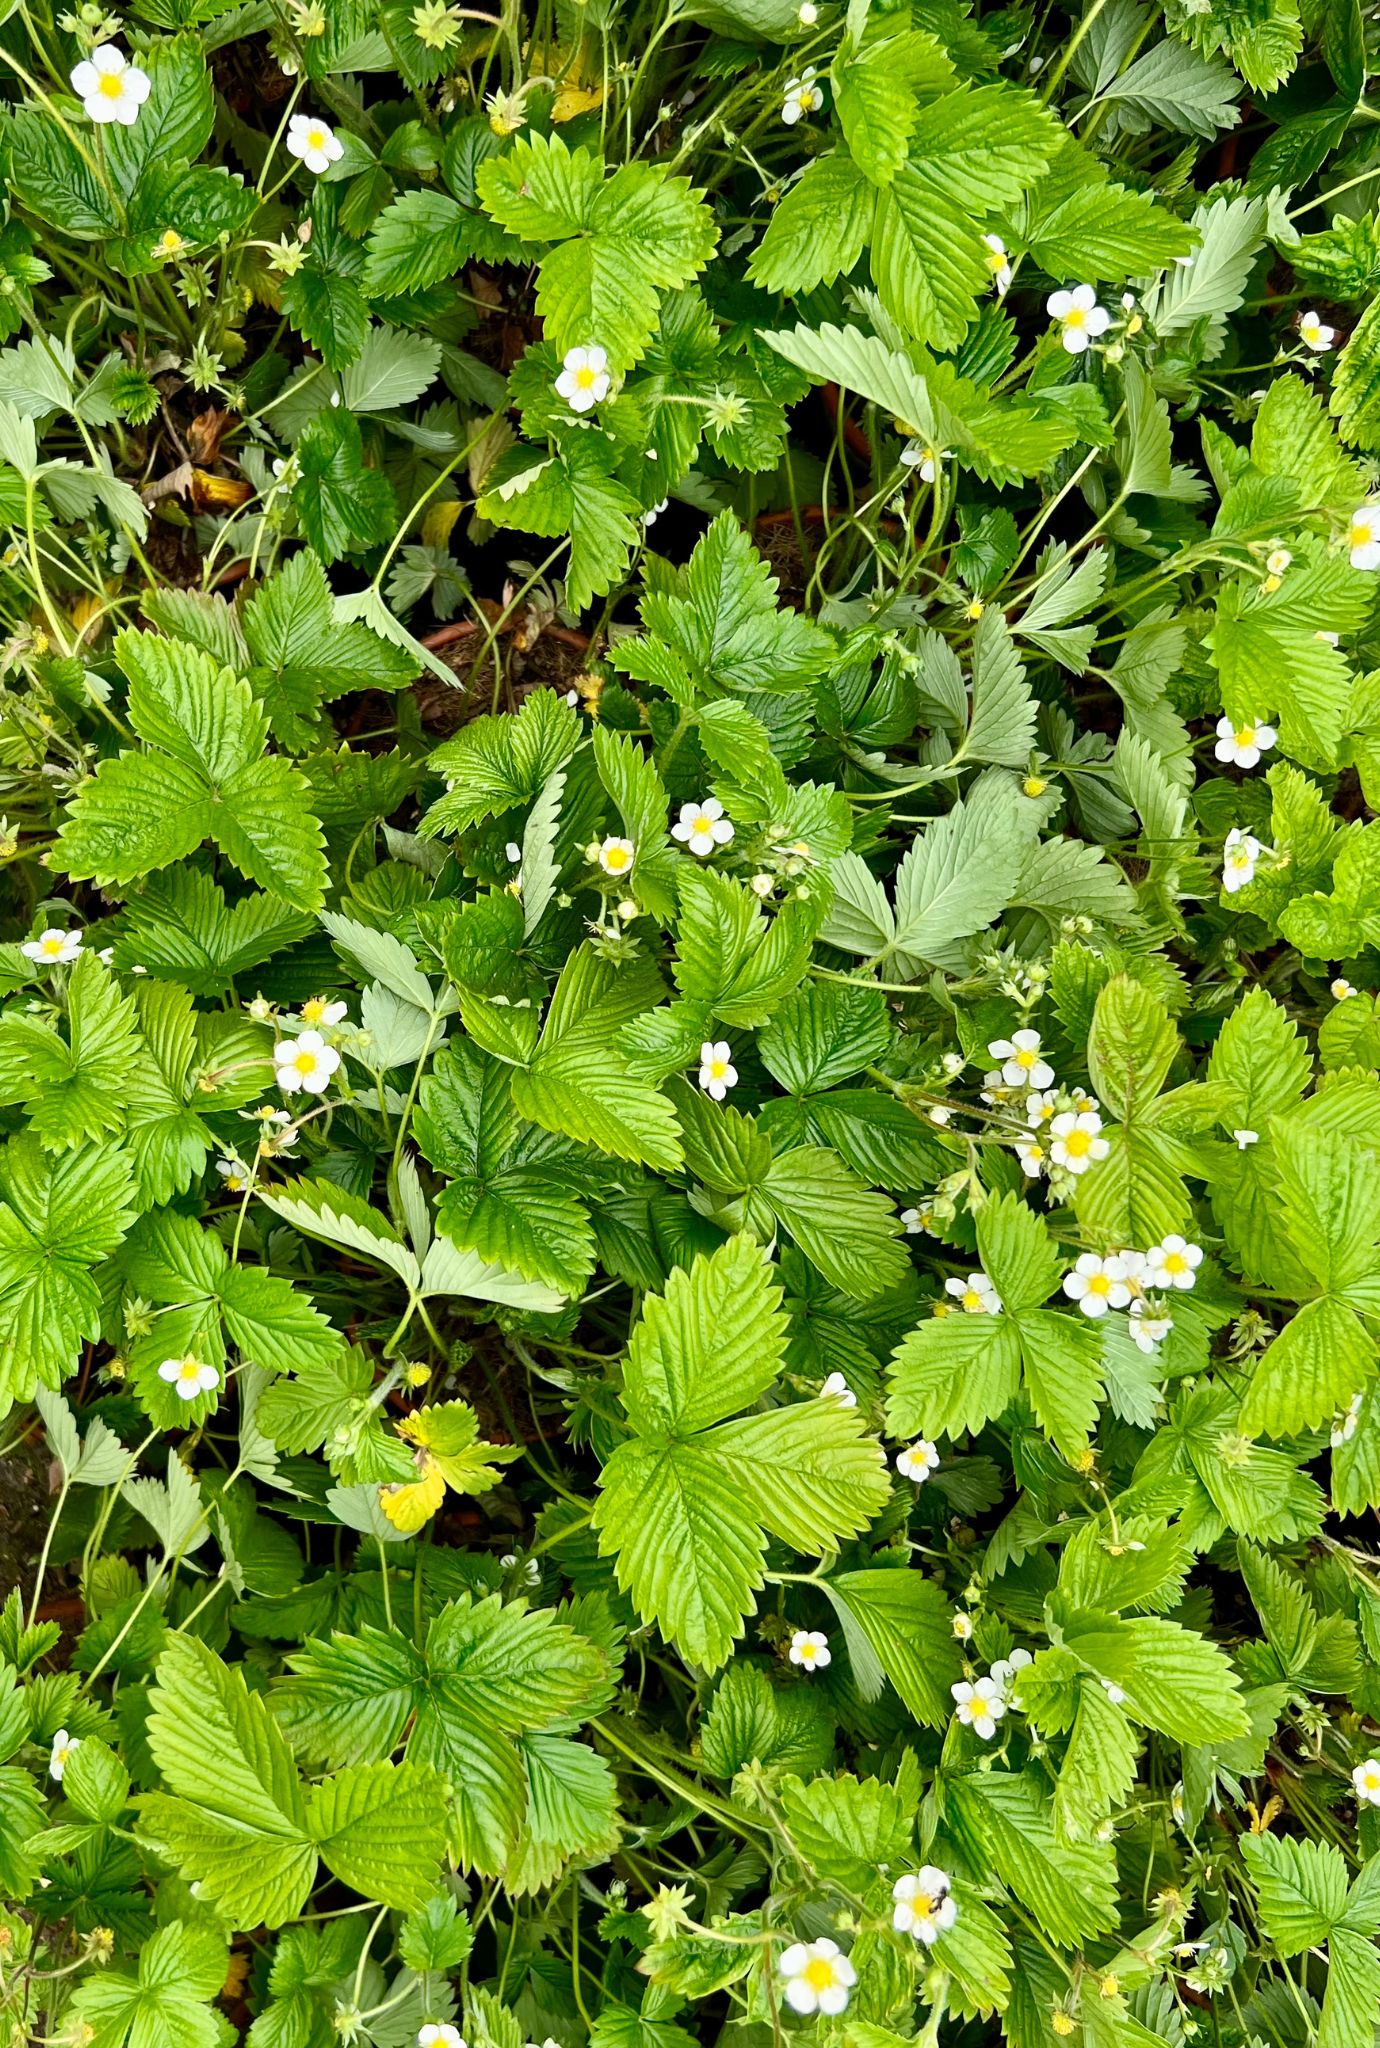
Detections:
[0, 1134, 135, 1411]
[55, 631, 327, 909]
[1063, 1615, 1249, 1742]
[70, 1923, 227, 2048]
[831, 31, 954, 185]
[594, 1235, 888, 1665]
[948, 1771, 1118, 1947]
[292, 408, 397, 566]
[748, 154, 876, 295]
[306, 1759, 446, 1908]
[823, 1565, 961, 1723]
[779, 1770, 911, 1889]
[1242, 1831, 1348, 1953]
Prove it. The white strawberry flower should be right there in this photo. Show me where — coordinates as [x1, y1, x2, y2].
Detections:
[820, 1371, 856, 1407]
[989, 1647, 1033, 1700]
[1015, 1136, 1046, 1178]
[901, 443, 950, 483]
[217, 1155, 250, 1193]
[1027, 1088, 1058, 1127]
[1349, 505, 1380, 571]
[952, 1675, 1006, 1739]
[780, 68, 823, 124]
[1222, 827, 1261, 892]
[556, 345, 611, 413]
[952, 1612, 973, 1641]
[1062, 1252, 1131, 1318]
[70, 44, 150, 125]
[1331, 1393, 1364, 1448]
[988, 1029, 1054, 1089]
[299, 996, 347, 1028]
[597, 835, 635, 877]
[49, 1728, 82, 1780]
[891, 1868, 957, 1944]
[1047, 284, 1111, 354]
[157, 1354, 220, 1402]
[287, 112, 344, 174]
[1145, 1234, 1202, 1291]
[1049, 1109, 1108, 1175]
[418, 2028, 466, 2048]
[698, 1040, 737, 1100]
[899, 1205, 930, 1235]
[778, 1937, 855, 2015]
[274, 1028, 341, 1095]
[896, 1439, 940, 1483]
[1353, 1757, 1380, 1807]
[982, 232, 1012, 294]
[788, 1629, 830, 1672]
[1233, 1128, 1259, 1149]
[1265, 547, 1292, 576]
[1333, 979, 1358, 1000]
[671, 797, 734, 857]
[1298, 309, 1335, 352]
[22, 927, 83, 966]
[1128, 1300, 1172, 1354]
[945, 1270, 1002, 1314]
[1213, 717, 1276, 769]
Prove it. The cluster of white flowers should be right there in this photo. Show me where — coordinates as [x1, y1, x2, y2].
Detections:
[953, 1647, 1033, 1739]
[21, 927, 83, 967]
[789, 1628, 830, 1671]
[892, 1868, 957, 1944]
[556, 345, 610, 412]
[1047, 284, 1110, 354]
[778, 1938, 855, 2014]
[1061, 1237, 1199, 1351]
[980, 1034, 1112, 1186]
[273, 1029, 341, 1095]
[1213, 717, 1276, 769]
[671, 797, 734, 857]
[70, 44, 150, 125]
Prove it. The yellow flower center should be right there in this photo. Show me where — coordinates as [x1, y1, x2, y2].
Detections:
[708, 1058, 728, 1079]
[803, 1959, 837, 1992]
[177, 1358, 204, 1384]
[604, 846, 630, 872]
[1014, 1047, 1039, 1070]
[1063, 307, 1086, 330]
[97, 71, 125, 97]
[306, 126, 327, 149]
[1162, 1251, 1187, 1275]
[293, 1050, 317, 1075]
[961, 1287, 984, 1311]
[40, 936, 63, 955]
[1353, 519, 1374, 548]
[1235, 727, 1255, 747]
[1063, 1128, 1093, 1158]
[575, 366, 597, 390]
[1086, 1273, 1111, 1296]
[986, 247, 1005, 272]
[301, 998, 326, 1022]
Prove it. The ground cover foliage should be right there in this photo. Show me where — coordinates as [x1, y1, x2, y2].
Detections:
[5, 0, 1380, 2045]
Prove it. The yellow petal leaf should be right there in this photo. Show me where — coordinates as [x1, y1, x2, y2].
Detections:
[378, 1458, 446, 1533]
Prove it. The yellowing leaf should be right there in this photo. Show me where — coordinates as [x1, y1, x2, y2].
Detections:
[379, 1459, 446, 1533]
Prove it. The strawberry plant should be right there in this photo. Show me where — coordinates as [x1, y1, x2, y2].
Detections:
[3, 3, 1380, 2048]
